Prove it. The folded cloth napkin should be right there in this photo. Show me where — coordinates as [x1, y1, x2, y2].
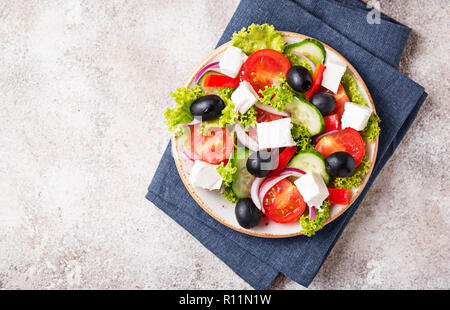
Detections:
[146, 0, 427, 289]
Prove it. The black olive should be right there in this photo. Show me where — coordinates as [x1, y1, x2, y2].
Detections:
[325, 152, 356, 177]
[310, 92, 336, 116]
[235, 198, 261, 229]
[190, 95, 225, 121]
[246, 150, 277, 177]
[286, 66, 313, 93]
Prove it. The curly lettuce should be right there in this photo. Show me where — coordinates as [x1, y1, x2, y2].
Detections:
[164, 86, 206, 134]
[259, 76, 293, 112]
[332, 155, 371, 189]
[300, 201, 331, 237]
[362, 114, 381, 142]
[231, 23, 286, 55]
[237, 106, 257, 130]
[217, 160, 237, 187]
[291, 124, 313, 151]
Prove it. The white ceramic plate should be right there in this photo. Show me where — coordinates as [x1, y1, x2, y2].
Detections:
[171, 32, 378, 238]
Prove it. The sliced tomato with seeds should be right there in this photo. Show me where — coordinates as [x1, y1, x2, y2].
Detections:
[190, 126, 233, 165]
[240, 49, 291, 96]
[262, 178, 306, 223]
[314, 128, 365, 166]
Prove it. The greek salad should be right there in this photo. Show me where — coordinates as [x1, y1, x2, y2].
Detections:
[164, 24, 380, 236]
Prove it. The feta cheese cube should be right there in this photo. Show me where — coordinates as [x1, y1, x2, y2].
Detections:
[189, 160, 223, 191]
[341, 102, 372, 131]
[294, 172, 329, 208]
[231, 81, 259, 114]
[219, 46, 247, 78]
[256, 118, 296, 150]
[321, 61, 347, 94]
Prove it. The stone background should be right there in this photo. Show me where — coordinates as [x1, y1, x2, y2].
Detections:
[0, 0, 448, 289]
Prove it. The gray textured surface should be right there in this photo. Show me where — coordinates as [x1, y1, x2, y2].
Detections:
[0, 0, 449, 289]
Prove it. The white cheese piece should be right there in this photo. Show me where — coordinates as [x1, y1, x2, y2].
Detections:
[231, 81, 259, 114]
[341, 101, 373, 131]
[219, 46, 247, 78]
[256, 118, 296, 150]
[321, 61, 347, 94]
[294, 171, 329, 208]
[188, 160, 223, 191]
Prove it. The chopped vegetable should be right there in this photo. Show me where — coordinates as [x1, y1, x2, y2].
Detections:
[231, 23, 286, 55]
[305, 64, 326, 100]
[362, 113, 381, 142]
[164, 86, 206, 134]
[331, 155, 371, 189]
[217, 160, 237, 187]
[284, 53, 313, 73]
[291, 123, 313, 151]
[340, 72, 366, 106]
[326, 188, 351, 204]
[268, 146, 298, 177]
[259, 76, 293, 112]
[203, 74, 240, 88]
[237, 105, 257, 130]
[323, 114, 340, 133]
[299, 200, 330, 237]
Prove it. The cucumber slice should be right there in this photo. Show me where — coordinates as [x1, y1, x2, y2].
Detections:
[286, 96, 324, 136]
[284, 39, 326, 65]
[231, 148, 255, 199]
[197, 71, 223, 95]
[287, 150, 330, 184]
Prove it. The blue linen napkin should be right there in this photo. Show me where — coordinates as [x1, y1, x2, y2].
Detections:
[146, 0, 427, 289]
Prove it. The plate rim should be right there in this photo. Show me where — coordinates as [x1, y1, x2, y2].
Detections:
[171, 31, 379, 238]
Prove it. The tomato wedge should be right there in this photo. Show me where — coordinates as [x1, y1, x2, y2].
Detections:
[240, 49, 291, 96]
[268, 146, 298, 177]
[190, 126, 233, 165]
[315, 128, 365, 166]
[262, 178, 306, 223]
[326, 188, 351, 204]
[203, 74, 240, 88]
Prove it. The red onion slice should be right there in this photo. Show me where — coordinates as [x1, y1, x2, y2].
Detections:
[182, 147, 196, 161]
[250, 177, 265, 212]
[313, 129, 339, 144]
[255, 102, 290, 117]
[309, 206, 316, 221]
[292, 52, 316, 72]
[279, 168, 306, 178]
[235, 123, 259, 152]
[193, 61, 220, 84]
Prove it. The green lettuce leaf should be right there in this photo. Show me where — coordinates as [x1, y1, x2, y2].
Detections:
[291, 123, 313, 151]
[299, 201, 331, 237]
[362, 114, 381, 143]
[332, 155, 371, 189]
[164, 86, 206, 134]
[231, 23, 286, 55]
[217, 160, 237, 187]
[237, 106, 257, 130]
[258, 76, 293, 112]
